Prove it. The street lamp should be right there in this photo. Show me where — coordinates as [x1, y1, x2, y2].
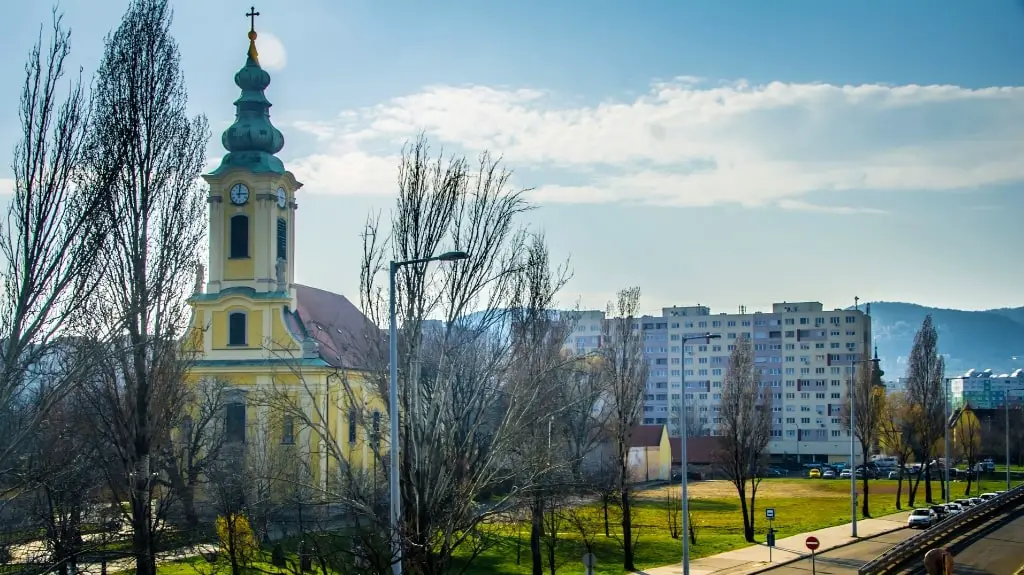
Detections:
[679, 332, 720, 575]
[389, 250, 469, 575]
[850, 355, 879, 538]
[1004, 384, 1024, 491]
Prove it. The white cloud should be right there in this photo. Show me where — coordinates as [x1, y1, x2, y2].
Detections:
[0, 178, 14, 196]
[777, 199, 887, 215]
[286, 78, 1024, 207]
[256, 32, 287, 71]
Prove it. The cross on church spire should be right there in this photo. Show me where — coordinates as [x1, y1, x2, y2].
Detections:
[246, 6, 260, 32]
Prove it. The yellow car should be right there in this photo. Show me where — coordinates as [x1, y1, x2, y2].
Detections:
[808, 468, 821, 479]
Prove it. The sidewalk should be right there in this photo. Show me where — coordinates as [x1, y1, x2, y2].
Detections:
[637, 510, 911, 575]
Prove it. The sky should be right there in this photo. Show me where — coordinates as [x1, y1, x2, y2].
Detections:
[2, 0, 1023, 315]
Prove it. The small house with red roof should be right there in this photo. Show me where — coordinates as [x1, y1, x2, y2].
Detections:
[627, 424, 672, 482]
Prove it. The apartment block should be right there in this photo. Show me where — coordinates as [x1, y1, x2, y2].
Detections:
[950, 368, 1024, 410]
[565, 301, 872, 462]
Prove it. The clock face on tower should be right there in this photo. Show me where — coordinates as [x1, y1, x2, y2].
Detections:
[229, 183, 250, 205]
[276, 187, 287, 208]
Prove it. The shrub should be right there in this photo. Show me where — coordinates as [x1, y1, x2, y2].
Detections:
[215, 513, 259, 565]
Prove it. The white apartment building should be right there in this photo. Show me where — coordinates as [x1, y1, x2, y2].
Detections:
[565, 301, 872, 462]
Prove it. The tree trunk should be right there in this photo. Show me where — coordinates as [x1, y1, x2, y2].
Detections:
[747, 490, 758, 543]
[895, 474, 903, 510]
[602, 496, 610, 537]
[621, 486, 635, 571]
[530, 498, 543, 575]
[737, 487, 753, 542]
[925, 465, 933, 503]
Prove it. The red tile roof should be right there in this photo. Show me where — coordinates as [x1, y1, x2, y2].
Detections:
[288, 284, 381, 369]
[628, 424, 665, 448]
[669, 436, 726, 465]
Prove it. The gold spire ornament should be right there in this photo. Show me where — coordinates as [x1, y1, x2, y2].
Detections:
[246, 6, 260, 64]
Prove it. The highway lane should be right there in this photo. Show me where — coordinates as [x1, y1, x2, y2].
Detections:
[904, 509, 1024, 575]
[754, 528, 919, 575]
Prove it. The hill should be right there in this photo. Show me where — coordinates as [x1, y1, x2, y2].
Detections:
[866, 302, 1024, 379]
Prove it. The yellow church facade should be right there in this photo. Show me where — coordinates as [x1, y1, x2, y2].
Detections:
[184, 23, 384, 494]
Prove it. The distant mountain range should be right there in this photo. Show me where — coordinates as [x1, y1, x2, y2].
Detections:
[866, 302, 1024, 379]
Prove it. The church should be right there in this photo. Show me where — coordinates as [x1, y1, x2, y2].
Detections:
[185, 18, 382, 493]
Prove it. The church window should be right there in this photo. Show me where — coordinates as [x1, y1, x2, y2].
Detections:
[371, 410, 381, 447]
[228, 311, 247, 346]
[281, 415, 295, 445]
[348, 408, 357, 444]
[225, 403, 246, 443]
[230, 214, 249, 258]
[277, 217, 287, 261]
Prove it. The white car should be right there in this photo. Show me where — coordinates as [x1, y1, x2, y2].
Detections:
[907, 508, 936, 529]
[945, 502, 963, 515]
[840, 469, 852, 479]
[979, 492, 998, 502]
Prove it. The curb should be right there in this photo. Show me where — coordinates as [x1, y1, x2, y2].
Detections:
[744, 524, 908, 575]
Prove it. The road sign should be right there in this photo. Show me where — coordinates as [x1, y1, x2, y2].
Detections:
[766, 507, 775, 520]
[805, 536, 820, 551]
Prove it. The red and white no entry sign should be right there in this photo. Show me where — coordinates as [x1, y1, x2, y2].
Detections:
[805, 536, 820, 551]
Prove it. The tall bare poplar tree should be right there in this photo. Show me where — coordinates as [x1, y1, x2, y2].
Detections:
[598, 287, 647, 572]
[0, 10, 110, 476]
[878, 391, 914, 509]
[715, 335, 771, 543]
[904, 315, 944, 505]
[79, 1, 209, 573]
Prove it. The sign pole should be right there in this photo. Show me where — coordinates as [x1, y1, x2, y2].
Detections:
[811, 549, 816, 575]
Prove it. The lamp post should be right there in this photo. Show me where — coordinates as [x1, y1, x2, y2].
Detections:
[389, 250, 469, 575]
[850, 356, 879, 538]
[679, 332, 720, 575]
[1005, 385, 1024, 491]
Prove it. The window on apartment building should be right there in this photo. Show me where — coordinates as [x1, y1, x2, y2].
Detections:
[656, 394, 667, 401]
[846, 315, 857, 323]
[698, 321, 707, 328]
[801, 417, 811, 424]
[799, 317, 808, 325]
[816, 393, 826, 399]
[786, 393, 795, 399]
[685, 322, 694, 328]
[831, 430, 842, 437]
[712, 320, 721, 327]
[786, 417, 796, 424]
[831, 393, 841, 399]
[832, 418, 841, 425]
[831, 343, 840, 349]
[727, 320, 736, 327]
[741, 320, 751, 326]
[643, 418, 654, 425]
[785, 318, 794, 325]
[685, 394, 693, 400]
[348, 409, 357, 444]
[671, 322, 679, 328]
[816, 343, 825, 349]
[831, 380, 841, 386]
[801, 392, 810, 399]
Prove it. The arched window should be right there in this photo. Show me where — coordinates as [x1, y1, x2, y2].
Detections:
[228, 311, 246, 346]
[225, 402, 246, 443]
[276, 217, 287, 261]
[230, 214, 249, 258]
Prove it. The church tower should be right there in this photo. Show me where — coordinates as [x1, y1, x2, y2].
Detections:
[202, 18, 300, 298]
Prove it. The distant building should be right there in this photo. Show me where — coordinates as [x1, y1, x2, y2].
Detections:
[950, 368, 1024, 410]
[563, 301, 872, 462]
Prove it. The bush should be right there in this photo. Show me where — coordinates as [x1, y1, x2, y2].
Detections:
[215, 514, 259, 565]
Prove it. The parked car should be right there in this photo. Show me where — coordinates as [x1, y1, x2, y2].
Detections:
[945, 502, 963, 515]
[809, 468, 821, 479]
[929, 504, 949, 521]
[907, 508, 937, 528]
[979, 493, 998, 502]
[823, 469, 836, 479]
[969, 497, 983, 506]
[840, 469, 852, 479]
[888, 470, 902, 480]
[955, 498, 974, 508]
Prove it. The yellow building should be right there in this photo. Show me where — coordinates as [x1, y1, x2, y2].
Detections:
[186, 23, 381, 494]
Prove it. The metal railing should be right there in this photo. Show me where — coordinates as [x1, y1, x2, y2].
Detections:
[857, 483, 1024, 574]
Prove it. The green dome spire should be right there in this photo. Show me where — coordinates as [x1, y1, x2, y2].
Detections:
[210, 25, 286, 175]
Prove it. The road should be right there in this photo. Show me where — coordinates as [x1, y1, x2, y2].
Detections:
[901, 507, 1024, 575]
[752, 529, 919, 575]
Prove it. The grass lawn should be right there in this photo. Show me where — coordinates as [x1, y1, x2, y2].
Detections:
[145, 476, 1021, 575]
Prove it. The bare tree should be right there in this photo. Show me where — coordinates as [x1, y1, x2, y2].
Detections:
[878, 391, 914, 509]
[715, 335, 771, 543]
[0, 8, 111, 479]
[953, 405, 983, 496]
[597, 286, 647, 572]
[259, 135, 565, 575]
[842, 357, 885, 517]
[556, 343, 610, 482]
[78, 1, 209, 573]
[161, 377, 232, 535]
[903, 315, 944, 506]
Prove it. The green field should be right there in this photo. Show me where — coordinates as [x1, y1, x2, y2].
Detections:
[132, 476, 1022, 575]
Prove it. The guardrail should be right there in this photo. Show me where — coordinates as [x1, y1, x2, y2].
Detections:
[857, 483, 1024, 574]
